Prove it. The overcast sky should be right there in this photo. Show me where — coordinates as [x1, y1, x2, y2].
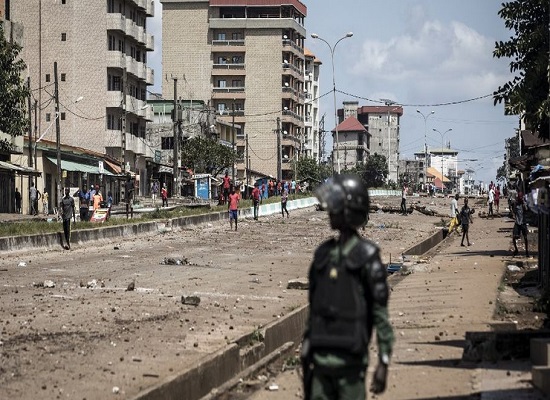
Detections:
[148, 0, 519, 185]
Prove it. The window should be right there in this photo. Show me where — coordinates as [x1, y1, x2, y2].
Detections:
[107, 0, 115, 13]
[232, 80, 242, 87]
[217, 79, 226, 88]
[218, 56, 227, 64]
[61, 112, 66, 120]
[62, 0, 66, 4]
[217, 103, 226, 113]
[108, 35, 116, 51]
[61, 33, 67, 41]
[232, 32, 242, 40]
[161, 137, 174, 150]
[61, 73, 66, 81]
[118, 40, 124, 52]
[232, 56, 242, 64]
[46, 113, 51, 122]
[45, 74, 50, 82]
[107, 114, 115, 130]
[112, 76, 121, 91]
[217, 33, 226, 40]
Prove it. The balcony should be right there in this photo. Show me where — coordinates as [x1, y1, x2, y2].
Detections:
[209, 17, 305, 38]
[136, 25, 145, 45]
[282, 39, 304, 56]
[126, 56, 138, 76]
[106, 91, 124, 108]
[282, 86, 299, 101]
[145, 33, 154, 51]
[212, 87, 246, 100]
[146, 0, 155, 17]
[125, 19, 138, 39]
[106, 51, 125, 69]
[135, 0, 146, 9]
[282, 63, 304, 81]
[212, 63, 245, 71]
[282, 109, 304, 123]
[146, 67, 154, 86]
[212, 39, 245, 52]
[106, 13, 125, 33]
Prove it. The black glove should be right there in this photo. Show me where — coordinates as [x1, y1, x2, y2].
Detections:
[370, 362, 388, 394]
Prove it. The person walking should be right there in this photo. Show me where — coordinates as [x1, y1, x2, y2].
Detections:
[15, 187, 22, 214]
[400, 185, 407, 215]
[42, 189, 49, 216]
[222, 171, 231, 205]
[512, 192, 530, 257]
[301, 174, 394, 400]
[161, 183, 168, 207]
[459, 198, 473, 247]
[58, 187, 76, 250]
[252, 183, 260, 220]
[281, 188, 290, 218]
[151, 181, 159, 205]
[488, 186, 495, 217]
[29, 182, 40, 216]
[93, 188, 103, 211]
[228, 186, 239, 231]
[448, 193, 461, 235]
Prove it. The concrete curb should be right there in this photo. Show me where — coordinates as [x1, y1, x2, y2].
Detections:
[131, 305, 309, 400]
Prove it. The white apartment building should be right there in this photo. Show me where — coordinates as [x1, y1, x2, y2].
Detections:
[10, 0, 155, 198]
[161, 0, 307, 180]
[303, 47, 321, 161]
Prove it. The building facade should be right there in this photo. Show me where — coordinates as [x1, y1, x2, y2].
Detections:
[161, 0, 307, 180]
[10, 0, 155, 201]
[339, 102, 403, 182]
[331, 116, 369, 169]
[303, 48, 321, 161]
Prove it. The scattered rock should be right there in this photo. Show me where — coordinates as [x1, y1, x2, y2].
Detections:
[17, 261, 27, 267]
[181, 295, 201, 306]
[126, 281, 135, 291]
[507, 265, 521, 272]
[161, 257, 189, 265]
[287, 278, 308, 290]
[87, 279, 97, 289]
[43, 280, 55, 288]
[112, 386, 120, 394]
[267, 383, 279, 391]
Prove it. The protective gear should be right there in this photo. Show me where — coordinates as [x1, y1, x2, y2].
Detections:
[315, 174, 370, 229]
[309, 238, 369, 354]
[300, 338, 313, 400]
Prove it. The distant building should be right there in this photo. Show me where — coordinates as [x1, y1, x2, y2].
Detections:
[339, 102, 403, 181]
[161, 0, 307, 180]
[304, 48, 321, 161]
[331, 116, 369, 169]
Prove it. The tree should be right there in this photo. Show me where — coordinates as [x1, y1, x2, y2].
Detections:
[360, 153, 388, 189]
[0, 21, 30, 153]
[493, 0, 549, 140]
[293, 157, 332, 190]
[180, 136, 237, 177]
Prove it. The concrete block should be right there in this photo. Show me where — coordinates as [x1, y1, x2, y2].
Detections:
[532, 366, 550, 395]
[531, 338, 550, 366]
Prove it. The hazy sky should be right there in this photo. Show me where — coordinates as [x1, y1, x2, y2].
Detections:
[148, 0, 519, 185]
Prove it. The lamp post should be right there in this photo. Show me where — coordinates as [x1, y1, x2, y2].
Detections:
[416, 109, 435, 191]
[432, 128, 452, 192]
[311, 32, 353, 174]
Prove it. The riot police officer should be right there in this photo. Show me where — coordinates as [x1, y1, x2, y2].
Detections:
[302, 174, 394, 400]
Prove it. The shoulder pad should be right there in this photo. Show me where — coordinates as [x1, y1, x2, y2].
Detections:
[313, 238, 336, 270]
[346, 238, 380, 271]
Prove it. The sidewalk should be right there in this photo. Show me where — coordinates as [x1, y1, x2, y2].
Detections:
[246, 216, 545, 399]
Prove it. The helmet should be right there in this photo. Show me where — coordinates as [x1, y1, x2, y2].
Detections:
[315, 174, 370, 229]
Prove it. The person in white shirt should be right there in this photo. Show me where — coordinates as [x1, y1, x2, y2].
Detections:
[488, 187, 495, 217]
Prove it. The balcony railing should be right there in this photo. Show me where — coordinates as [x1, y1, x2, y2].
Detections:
[212, 63, 245, 70]
[282, 109, 304, 122]
[212, 39, 245, 46]
[213, 86, 245, 93]
[146, 33, 154, 51]
[282, 39, 304, 54]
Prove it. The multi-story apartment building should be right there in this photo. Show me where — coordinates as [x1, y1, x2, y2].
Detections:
[161, 0, 307, 180]
[332, 116, 369, 169]
[10, 0, 155, 195]
[303, 48, 321, 161]
[339, 101, 403, 182]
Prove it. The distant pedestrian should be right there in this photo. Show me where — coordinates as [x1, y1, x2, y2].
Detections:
[93, 188, 103, 211]
[228, 186, 240, 231]
[161, 183, 168, 207]
[29, 182, 40, 215]
[281, 189, 289, 218]
[59, 187, 75, 250]
[42, 189, 49, 216]
[291, 179, 296, 195]
[222, 171, 231, 205]
[151, 181, 159, 204]
[512, 192, 529, 257]
[252, 183, 261, 220]
[459, 198, 473, 247]
[73, 184, 90, 222]
[488, 186, 495, 217]
[15, 188, 21, 214]
[448, 193, 461, 235]
[107, 191, 113, 208]
[400, 185, 407, 215]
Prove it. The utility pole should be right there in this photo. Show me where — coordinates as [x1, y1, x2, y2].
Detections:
[245, 133, 249, 194]
[54, 62, 62, 205]
[27, 77, 33, 203]
[34, 99, 38, 184]
[172, 78, 178, 197]
[318, 114, 326, 165]
[276, 117, 282, 182]
[231, 100, 236, 185]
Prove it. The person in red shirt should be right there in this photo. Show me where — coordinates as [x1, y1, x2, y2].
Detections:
[161, 183, 168, 207]
[228, 186, 240, 231]
[222, 171, 231, 205]
[252, 183, 261, 220]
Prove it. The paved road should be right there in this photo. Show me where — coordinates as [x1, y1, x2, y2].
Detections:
[246, 216, 545, 400]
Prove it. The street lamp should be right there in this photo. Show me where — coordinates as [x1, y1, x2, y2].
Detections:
[416, 109, 435, 190]
[311, 32, 353, 174]
[432, 128, 452, 192]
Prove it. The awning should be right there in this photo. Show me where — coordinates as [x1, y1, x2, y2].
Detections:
[158, 166, 173, 174]
[46, 157, 115, 176]
[104, 159, 122, 174]
[0, 161, 41, 176]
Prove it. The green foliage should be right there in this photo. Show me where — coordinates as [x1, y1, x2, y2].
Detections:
[0, 21, 30, 150]
[294, 157, 331, 189]
[493, 0, 549, 140]
[350, 153, 388, 188]
[180, 136, 237, 177]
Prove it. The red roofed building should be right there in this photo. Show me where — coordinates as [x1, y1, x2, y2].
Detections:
[331, 116, 370, 170]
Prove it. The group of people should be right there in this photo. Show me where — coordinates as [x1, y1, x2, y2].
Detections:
[487, 181, 502, 217]
[22, 182, 48, 216]
[150, 180, 169, 207]
[73, 184, 112, 222]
